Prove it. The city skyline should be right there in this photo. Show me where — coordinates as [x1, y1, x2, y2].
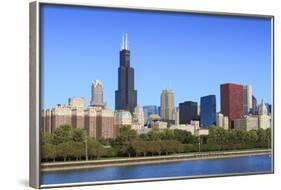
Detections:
[41, 5, 272, 110]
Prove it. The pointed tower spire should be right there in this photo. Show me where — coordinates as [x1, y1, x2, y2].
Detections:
[125, 33, 128, 50]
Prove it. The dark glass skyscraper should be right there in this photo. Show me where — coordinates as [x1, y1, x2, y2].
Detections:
[179, 101, 198, 124]
[115, 33, 137, 113]
[200, 95, 216, 128]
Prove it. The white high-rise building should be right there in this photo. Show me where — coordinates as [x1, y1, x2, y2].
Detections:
[216, 113, 229, 130]
[160, 89, 175, 120]
[133, 106, 144, 127]
[91, 80, 104, 107]
[243, 85, 253, 115]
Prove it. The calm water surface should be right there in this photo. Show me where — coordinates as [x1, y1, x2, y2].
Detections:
[41, 154, 272, 185]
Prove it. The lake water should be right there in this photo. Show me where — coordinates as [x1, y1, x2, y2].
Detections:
[41, 154, 272, 185]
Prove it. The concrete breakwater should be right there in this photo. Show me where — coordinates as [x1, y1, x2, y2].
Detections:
[41, 149, 272, 172]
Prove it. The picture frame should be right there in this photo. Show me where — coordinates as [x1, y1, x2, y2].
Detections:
[30, 1, 274, 188]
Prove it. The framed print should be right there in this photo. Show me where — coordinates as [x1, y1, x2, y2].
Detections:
[29, 1, 274, 188]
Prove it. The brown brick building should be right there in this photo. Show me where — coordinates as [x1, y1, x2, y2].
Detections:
[42, 101, 117, 139]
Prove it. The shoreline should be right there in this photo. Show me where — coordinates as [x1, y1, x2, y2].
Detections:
[41, 149, 272, 172]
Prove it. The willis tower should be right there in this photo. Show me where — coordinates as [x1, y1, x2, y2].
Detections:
[115, 33, 137, 113]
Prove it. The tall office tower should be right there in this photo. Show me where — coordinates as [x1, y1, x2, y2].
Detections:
[160, 89, 175, 120]
[179, 101, 198, 124]
[220, 83, 243, 128]
[243, 85, 253, 115]
[143, 105, 158, 124]
[200, 95, 216, 128]
[91, 80, 104, 107]
[115, 33, 137, 113]
[251, 95, 258, 114]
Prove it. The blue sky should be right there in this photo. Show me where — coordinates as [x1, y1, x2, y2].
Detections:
[41, 4, 272, 110]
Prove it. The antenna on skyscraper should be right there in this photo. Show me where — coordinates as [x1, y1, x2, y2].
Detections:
[125, 33, 128, 50]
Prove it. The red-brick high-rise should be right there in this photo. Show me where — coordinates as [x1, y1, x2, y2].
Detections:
[220, 83, 243, 128]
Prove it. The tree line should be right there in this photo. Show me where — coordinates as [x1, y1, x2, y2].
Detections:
[41, 124, 271, 162]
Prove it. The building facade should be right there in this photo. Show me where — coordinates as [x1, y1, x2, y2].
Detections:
[170, 120, 208, 136]
[68, 97, 86, 108]
[114, 110, 132, 127]
[143, 105, 158, 124]
[200, 95, 216, 128]
[42, 104, 116, 139]
[216, 113, 229, 130]
[172, 107, 179, 125]
[160, 89, 175, 121]
[243, 85, 253, 115]
[179, 101, 198, 124]
[251, 95, 258, 114]
[234, 116, 259, 131]
[132, 106, 144, 128]
[115, 33, 137, 113]
[220, 83, 243, 128]
[234, 100, 271, 131]
[91, 80, 104, 107]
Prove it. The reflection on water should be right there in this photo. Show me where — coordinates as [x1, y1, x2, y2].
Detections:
[41, 154, 272, 185]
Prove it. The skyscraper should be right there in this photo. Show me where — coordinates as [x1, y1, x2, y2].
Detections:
[200, 95, 216, 128]
[91, 80, 104, 107]
[115, 33, 137, 113]
[179, 101, 198, 124]
[243, 85, 253, 115]
[160, 89, 175, 120]
[220, 83, 243, 128]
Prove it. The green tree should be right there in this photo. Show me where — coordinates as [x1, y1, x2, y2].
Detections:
[236, 129, 247, 145]
[87, 138, 104, 159]
[154, 141, 163, 155]
[147, 128, 161, 141]
[42, 133, 54, 145]
[41, 143, 56, 162]
[160, 129, 175, 140]
[71, 128, 86, 143]
[114, 126, 137, 157]
[52, 125, 72, 145]
[69, 141, 84, 160]
[56, 142, 72, 161]
[257, 128, 267, 147]
[245, 130, 258, 148]
[208, 126, 228, 150]
[266, 128, 271, 148]
[139, 133, 149, 141]
[132, 140, 147, 157]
